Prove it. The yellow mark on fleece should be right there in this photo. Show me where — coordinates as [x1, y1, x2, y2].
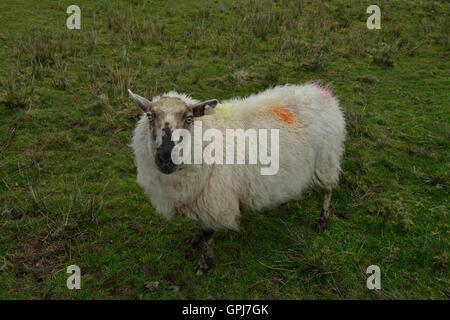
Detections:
[268, 105, 295, 125]
[215, 103, 233, 118]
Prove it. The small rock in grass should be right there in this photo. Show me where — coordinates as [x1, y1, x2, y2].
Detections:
[170, 285, 180, 293]
[145, 281, 160, 291]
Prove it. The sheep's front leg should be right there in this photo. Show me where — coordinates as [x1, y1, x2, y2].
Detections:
[185, 228, 206, 247]
[195, 230, 214, 275]
[316, 187, 332, 232]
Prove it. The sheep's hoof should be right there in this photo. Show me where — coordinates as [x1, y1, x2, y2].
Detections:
[316, 216, 328, 233]
[195, 268, 205, 276]
[195, 255, 213, 276]
[195, 263, 208, 276]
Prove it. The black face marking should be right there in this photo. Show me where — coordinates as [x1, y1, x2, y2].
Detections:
[146, 112, 154, 123]
[155, 126, 176, 174]
[161, 127, 172, 147]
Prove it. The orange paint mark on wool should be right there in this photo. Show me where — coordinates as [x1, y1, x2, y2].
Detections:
[268, 105, 295, 125]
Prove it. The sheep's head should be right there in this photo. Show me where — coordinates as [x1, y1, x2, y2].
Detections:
[128, 89, 218, 174]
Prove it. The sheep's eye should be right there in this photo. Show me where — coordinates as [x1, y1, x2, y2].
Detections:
[185, 115, 194, 125]
[146, 112, 154, 123]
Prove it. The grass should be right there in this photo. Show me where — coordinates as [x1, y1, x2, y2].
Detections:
[0, 0, 449, 299]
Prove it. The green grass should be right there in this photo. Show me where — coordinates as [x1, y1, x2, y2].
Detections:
[0, 0, 449, 299]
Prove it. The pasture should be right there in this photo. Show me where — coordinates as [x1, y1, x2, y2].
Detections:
[0, 0, 449, 299]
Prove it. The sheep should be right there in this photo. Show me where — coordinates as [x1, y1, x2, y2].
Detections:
[129, 83, 346, 274]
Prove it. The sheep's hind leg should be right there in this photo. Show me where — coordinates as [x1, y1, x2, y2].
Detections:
[316, 187, 332, 232]
[195, 230, 214, 275]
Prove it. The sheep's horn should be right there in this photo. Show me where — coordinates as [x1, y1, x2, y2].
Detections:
[128, 89, 152, 112]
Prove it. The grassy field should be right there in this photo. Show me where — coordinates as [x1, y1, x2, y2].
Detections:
[0, 0, 449, 299]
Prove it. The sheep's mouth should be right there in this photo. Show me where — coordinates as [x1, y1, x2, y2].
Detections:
[155, 153, 177, 174]
[156, 163, 177, 174]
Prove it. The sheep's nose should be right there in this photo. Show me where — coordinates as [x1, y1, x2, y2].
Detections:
[157, 151, 172, 163]
[161, 152, 171, 162]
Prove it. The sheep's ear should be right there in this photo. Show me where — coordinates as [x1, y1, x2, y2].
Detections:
[128, 89, 152, 112]
[191, 99, 219, 117]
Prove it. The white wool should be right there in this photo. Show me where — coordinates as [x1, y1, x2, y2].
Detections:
[131, 84, 346, 231]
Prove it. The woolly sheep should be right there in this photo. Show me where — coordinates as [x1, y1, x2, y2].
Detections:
[129, 84, 346, 274]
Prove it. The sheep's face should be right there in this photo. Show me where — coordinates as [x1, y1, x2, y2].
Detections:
[128, 90, 218, 174]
